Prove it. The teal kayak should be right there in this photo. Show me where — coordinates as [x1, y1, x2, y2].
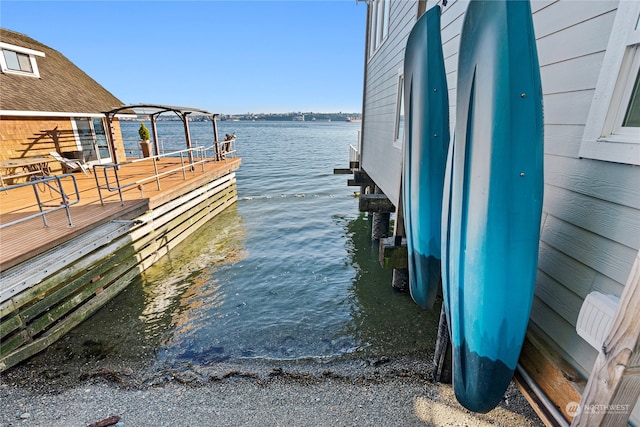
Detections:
[441, 0, 544, 413]
[402, 5, 450, 309]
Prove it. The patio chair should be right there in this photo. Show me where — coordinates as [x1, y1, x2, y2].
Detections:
[219, 134, 237, 159]
[49, 151, 90, 175]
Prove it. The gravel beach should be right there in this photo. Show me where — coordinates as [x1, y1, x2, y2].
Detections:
[1, 355, 543, 427]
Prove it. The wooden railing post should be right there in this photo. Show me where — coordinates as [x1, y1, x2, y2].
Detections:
[572, 252, 640, 426]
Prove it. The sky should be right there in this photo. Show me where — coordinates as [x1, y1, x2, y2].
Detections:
[1, 1, 367, 114]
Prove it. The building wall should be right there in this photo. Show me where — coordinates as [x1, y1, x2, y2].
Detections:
[528, 0, 634, 376]
[0, 117, 77, 176]
[0, 116, 127, 181]
[362, 0, 640, 417]
[110, 119, 126, 162]
[361, 0, 417, 205]
[525, 3, 640, 420]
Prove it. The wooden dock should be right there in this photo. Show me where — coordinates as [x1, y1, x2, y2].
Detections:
[0, 156, 241, 371]
[0, 157, 241, 270]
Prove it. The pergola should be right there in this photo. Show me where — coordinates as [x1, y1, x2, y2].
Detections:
[104, 104, 221, 163]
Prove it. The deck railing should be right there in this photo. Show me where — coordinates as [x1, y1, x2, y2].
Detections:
[93, 146, 210, 206]
[349, 144, 360, 164]
[0, 174, 80, 229]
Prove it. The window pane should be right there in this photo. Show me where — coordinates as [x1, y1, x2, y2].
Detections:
[396, 76, 404, 141]
[3, 50, 33, 73]
[623, 69, 640, 127]
[383, 0, 390, 40]
[17, 53, 32, 72]
[375, 0, 382, 48]
[3, 49, 20, 70]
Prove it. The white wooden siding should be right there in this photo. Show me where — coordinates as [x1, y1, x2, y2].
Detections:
[544, 185, 640, 250]
[362, 0, 417, 204]
[536, 10, 616, 66]
[359, 1, 640, 408]
[540, 52, 605, 95]
[441, 0, 467, 137]
[544, 124, 585, 158]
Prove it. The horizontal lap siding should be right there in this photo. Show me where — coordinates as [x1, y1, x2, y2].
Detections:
[361, 0, 640, 388]
[531, 0, 640, 382]
[441, 0, 467, 136]
[438, 0, 639, 379]
[362, 0, 417, 204]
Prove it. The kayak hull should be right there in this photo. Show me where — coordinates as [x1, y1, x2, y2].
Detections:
[441, 0, 544, 413]
[402, 6, 450, 309]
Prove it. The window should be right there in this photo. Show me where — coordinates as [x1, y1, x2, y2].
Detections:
[580, 2, 640, 165]
[0, 42, 45, 78]
[368, 0, 390, 60]
[72, 117, 112, 163]
[3, 50, 33, 73]
[394, 70, 405, 147]
[623, 70, 640, 126]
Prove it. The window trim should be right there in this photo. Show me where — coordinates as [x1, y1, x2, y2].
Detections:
[71, 117, 113, 165]
[394, 68, 404, 149]
[367, 0, 391, 61]
[0, 42, 45, 78]
[580, 2, 640, 165]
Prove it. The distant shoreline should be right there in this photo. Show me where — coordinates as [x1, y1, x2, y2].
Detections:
[120, 112, 362, 122]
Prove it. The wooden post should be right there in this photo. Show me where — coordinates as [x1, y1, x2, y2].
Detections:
[371, 212, 390, 239]
[182, 113, 194, 167]
[104, 113, 120, 163]
[516, 330, 585, 423]
[434, 304, 452, 383]
[151, 115, 160, 157]
[212, 114, 220, 160]
[392, 180, 408, 291]
[572, 251, 640, 426]
[358, 194, 396, 213]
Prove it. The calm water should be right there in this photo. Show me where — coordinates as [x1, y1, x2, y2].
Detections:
[52, 121, 438, 370]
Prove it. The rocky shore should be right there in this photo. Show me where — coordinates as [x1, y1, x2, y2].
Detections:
[1, 354, 543, 427]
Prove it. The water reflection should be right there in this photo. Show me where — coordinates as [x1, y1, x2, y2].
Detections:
[139, 205, 245, 343]
[26, 199, 437, 372]
[342, 213, 439, 358]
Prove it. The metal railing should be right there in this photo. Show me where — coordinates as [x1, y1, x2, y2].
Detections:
[123, 138, 168, 159]
[0, 174, 80, 229]
[349, 144, 360, 164]
[93, 146, 210, 206]
[122, 138, 217, 159]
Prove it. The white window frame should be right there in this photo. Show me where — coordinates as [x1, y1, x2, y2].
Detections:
[368, 0, 391, 61]
[394, 68, 405, 148]
[580, 1, 640, 165]
[0, 42, 45, 78]
[71, 117, 113, 164]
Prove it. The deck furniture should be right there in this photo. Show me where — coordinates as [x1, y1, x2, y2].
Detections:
[49, 151, 90, 175]
[0, 156, 55, 187]
[219, 138, 237, 160]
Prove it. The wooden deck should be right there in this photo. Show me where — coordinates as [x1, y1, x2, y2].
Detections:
[0, 157, 241, 271]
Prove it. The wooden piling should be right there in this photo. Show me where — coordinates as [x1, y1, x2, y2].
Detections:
[433, 304, 452, 383]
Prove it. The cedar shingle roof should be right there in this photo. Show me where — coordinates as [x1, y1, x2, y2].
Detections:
[0, 28, 124, 114]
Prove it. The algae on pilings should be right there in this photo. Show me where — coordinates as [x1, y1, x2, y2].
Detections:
[138, 122, 151, 141]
